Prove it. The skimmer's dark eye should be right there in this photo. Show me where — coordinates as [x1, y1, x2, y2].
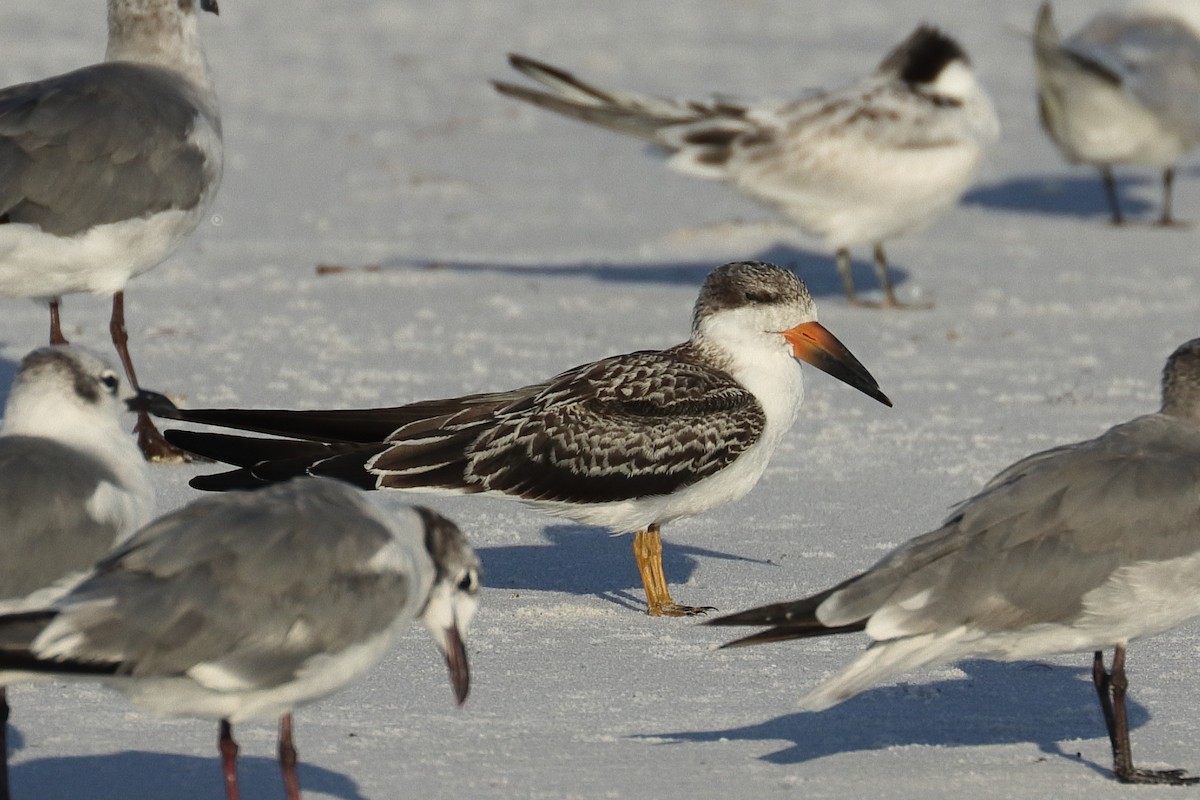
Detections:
[99, 371, 120, 394]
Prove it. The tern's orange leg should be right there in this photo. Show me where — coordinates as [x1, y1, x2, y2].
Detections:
[631, 525, 715, 617]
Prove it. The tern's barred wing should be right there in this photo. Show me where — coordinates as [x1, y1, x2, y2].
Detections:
[494, 53, 739, 142]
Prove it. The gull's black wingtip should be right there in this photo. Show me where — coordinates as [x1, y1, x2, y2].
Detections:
[716, 628, 791, 649]
[704, 608, 781, 648]
[704, 588, 864, 647]
[704, 607, 777, 627]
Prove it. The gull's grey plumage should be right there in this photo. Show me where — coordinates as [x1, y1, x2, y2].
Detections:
[131, 261, 891, 617]
[711, 338, 1200, 784]
[0, 0, 223, 461]
[0, 477, 480, 800]
[493, 27, 998, 308]
[0, 346, 153, 599]
[1034, 1, 1200, 224]
[0, 344, 153, 800]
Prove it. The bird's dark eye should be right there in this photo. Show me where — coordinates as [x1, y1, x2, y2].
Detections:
[743, 290, 772, 303]
[457, 570, 478, 593]
[99, 371, 120, 394]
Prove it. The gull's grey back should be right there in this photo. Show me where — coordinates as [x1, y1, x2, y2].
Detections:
[51, 479, 430, 685]
[0, 62, 218, 237]
[0, 437, 126, 598]
[1073, 13, 1200, 141]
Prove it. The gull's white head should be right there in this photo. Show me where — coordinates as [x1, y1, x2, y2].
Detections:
[106, 0, 219, 81]
[2, 345, 131, 440]
[416, 508, 481, 706]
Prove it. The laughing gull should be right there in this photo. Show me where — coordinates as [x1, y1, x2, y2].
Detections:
[0, 0, 223, 460]
[132, 261, 891, 617]
[0, 344, 153, 799]
[1034, 1, 1200, 225]
[0, 477, 480, 800]
[711, 338, 1200, 784]
[493, 27, 998, 308]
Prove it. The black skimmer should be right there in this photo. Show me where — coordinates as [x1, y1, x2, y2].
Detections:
[137, 260, 890, 616]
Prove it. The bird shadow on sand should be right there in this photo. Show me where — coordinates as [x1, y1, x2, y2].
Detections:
[964, 173, 1154, 220]
[476, 523, 774, 612]
[639, 658, 1146, 779]
[0, 354, 21, 408]
[10, 749, 368, 800]
[355, 242, 915, 304]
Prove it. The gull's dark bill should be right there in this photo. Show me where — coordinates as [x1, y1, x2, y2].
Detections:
[443, 624, 471, 706]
